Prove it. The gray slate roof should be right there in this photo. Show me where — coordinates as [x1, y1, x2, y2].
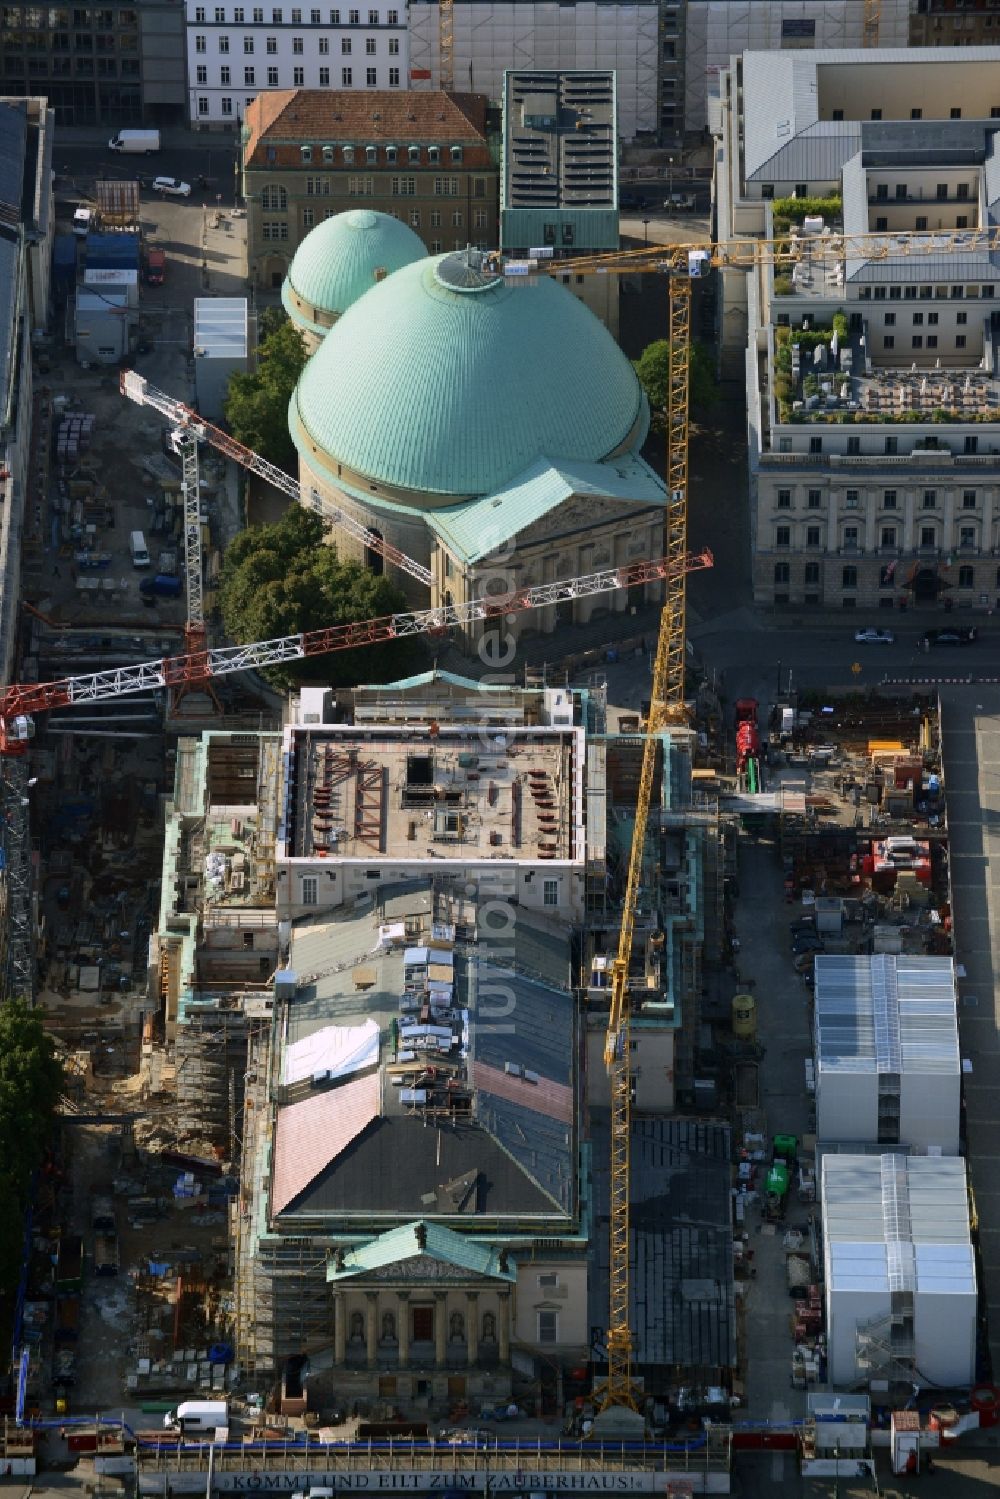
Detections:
[0, 102, 26, 215]
[589, 1116, 736, 1375]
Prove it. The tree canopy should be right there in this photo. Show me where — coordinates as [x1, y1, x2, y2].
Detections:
[0, 999, 64, 1293]
[633, 339, 718, 426]
[220, 505, 426, 689]
[223, 309, 308, 474]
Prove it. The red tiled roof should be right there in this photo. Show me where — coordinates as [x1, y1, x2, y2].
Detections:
[245, 88, 488, 160]
[271, 1070, 380, 1214]
[471, 1061, 573, 1124]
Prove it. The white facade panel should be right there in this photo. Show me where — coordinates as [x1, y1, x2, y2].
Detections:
[185, 0, 408, 125]
[900, 1071, 961, 1157]
[827, 1280, 886, 1388]
[408, 0, 658, 141]
[816, 1068, 879, 1146]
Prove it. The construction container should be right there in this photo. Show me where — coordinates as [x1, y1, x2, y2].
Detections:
[732, 992, 756, 1040]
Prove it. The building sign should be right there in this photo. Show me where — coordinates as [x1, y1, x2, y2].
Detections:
[140, 1469, 695, 1495]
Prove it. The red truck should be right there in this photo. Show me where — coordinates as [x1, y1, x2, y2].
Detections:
[144, 247, 166, 286]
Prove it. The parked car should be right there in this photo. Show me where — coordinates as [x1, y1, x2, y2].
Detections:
[855, 627, 895, 644]
[152, 177, 191, 198]
[923, 626, 978, 646]
[664, 192, 697, 211]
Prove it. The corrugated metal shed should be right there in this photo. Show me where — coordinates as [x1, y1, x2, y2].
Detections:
[193, 296, 248, 360]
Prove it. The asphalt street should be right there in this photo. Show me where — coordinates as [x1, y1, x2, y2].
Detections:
[54, 137, 241, 208]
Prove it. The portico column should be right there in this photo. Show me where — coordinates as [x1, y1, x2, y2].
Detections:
[333, 1293, 346, 1366]
[498, 1292, 511, 1363]
[434, 1292, 447, 1369]
[466, 1292, 479, 1367]
[366, 1291, 378, 1369]
[397, 1292, 410, 1368]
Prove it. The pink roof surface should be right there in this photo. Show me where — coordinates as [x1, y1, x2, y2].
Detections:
[271, 1071, 380, 1214]
[471, 1061, 573, 1123]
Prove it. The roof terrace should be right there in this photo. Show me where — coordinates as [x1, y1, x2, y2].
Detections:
[283, 725, 582, 864]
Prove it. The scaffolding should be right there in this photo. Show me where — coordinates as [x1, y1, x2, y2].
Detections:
[254, 735, 281, 899]
[174, 1007, 250, 1156]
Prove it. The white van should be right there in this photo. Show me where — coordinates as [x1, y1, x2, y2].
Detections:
[130, 530, 151, 568]
[163, 1400, 228, 1432]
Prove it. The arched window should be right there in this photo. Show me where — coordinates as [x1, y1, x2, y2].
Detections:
[261, 183, 287, 210]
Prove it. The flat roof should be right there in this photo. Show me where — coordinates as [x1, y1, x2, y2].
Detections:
[269, 891, 577, 1223]
[502, 69, 616, 212]
[193, 296, 248, 359]
[282, 724, 582, 864]
[815, 954, 960, 1076]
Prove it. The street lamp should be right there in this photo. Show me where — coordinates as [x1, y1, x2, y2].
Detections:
[642, 217, 650, 246]
[667, 155, 675, 208]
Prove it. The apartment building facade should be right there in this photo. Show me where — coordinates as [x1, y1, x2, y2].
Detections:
[241, 88, 496, 286]
[0, 0, 183, 126]
[716, 49, 1000, 611]
[185, 0, 406, 126]
[500, 69, 619, 336]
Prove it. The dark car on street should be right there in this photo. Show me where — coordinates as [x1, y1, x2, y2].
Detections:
[922, 626, 978, 647]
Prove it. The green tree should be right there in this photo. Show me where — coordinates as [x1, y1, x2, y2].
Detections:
[223, 313, 308, 474]
[220, 505, 426, 689]
[0, 999, 64, 1294]
[633, 339, 718, 426]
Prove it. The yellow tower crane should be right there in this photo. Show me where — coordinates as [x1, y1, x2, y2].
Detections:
[511, 220, 1000, 1412]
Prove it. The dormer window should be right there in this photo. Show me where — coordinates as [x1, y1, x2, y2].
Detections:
[301, 145, 312, 163]
[322, 144, 334, 162]
[408, 144, 420, 163]
[365, 144, 377, 163]
[385, 144, 397, 163]
[343, 145, 355, 163]
[450, 144, 462, 164]
[428, 145, 440, 164]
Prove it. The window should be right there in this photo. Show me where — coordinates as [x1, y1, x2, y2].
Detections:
[871, 108, 882, 120]
[915, 216, 927, 231]
[195, 31, 206, 49]
[775, 526, 790, 548]
[889, 286, 901, 300]
[196, 62, 206, 81]
[777, 489, 791, 508]
[883, 490, 897, 509]
[911, 107, 922, 118]
[963, 490, 977, 509]
[920, 526, 936, 547]
[347, 175, 373, 195]
[366, 64, 375, 83]
[318, 34, 327, 48]
[318, 64, 328, 82]
[774, 562, 790, 584]
[243, 63, 254, 81]
[474, 207, 487, 229]
[936, 183, 948, 200]
[329, 4, 338, 14]
[847, 437, 860, 456]
[341, 63, 351, 81]
[927, 312, 938, 325]
[365, 32, 374, 48]
[451, 209, 462, 227]
[804, 562, 820, 585]
[341, 34, 350, 48]
[301, 876, 318, 906]
[408, 208, 420, 227]
[956, 335, 967, 349]
[291, 4, 300, 14]
[292, 32, 302, 48]
[261, 183, 286, 208]
[430, 208, 441, 227]
[218, 32, 228, 49]
[310, 5, 319, 14]
[843, 525, 859, 548]
[842, 566, 857, 588]
[806, 526, 821, 547]
[364, 144, 376, 163]
[391, 175, 415, 195]
[267, 64, 277, 82]
[957, 311, 968, 325]
[213, 2, 223, 15]
[951, 107, 962, 118]
[881, 526, 896, 547]
[253, 5, 262, 15]
[884, 312, 895, 326]
[195, 4, 205, 16]
[885, 437, 897, 455]
[903, 286, 917, 300]
[434, 176, 459, 197]
[884, 336, 895, 350]
[542, 879, 558, 908]
[959, 564, 975, 588]
[387, 34, 397, 50]
[430, 238, 442, 252]
[451, 144, 463, 164]
[293, 63, 303, 81]
[879, 566, 895, 589]
[262, 221, 288, 240]
[342, 144, 354, 162]
[912, 335, 923, 349]
[965, 435, 979, 455]
[808, 438, 824, 458]
[301, 144, 311, 162]
[537, 1310, 558, 1345]
[387, 66, 398, 84]
[271, 4, 281, 15]
[302, 205, 314, 226]
[243, 32, 253, 48]
[951, 285, 964, 299]
[846, 489, 859, 508]
[807, 489, 821, 509]
[761, 184, 774, 200]
[832, 109, 843, 121]
[919, 285, 932, 299]
[197, 93, 208, 113]
[408, 144, 420, 163]
[960, 526, 976, 548]
[912, 312, 923, 325]
[221, 93, 232, 112]
[923, 490, 937, 509]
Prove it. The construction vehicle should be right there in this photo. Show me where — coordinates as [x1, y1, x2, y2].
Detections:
[765, 1161, 790, 1220]
[735, 697, 762, 793]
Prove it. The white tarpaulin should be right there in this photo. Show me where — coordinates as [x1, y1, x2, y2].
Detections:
[282, 1019, 380, 1086]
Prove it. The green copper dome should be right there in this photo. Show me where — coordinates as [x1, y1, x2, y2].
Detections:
[290, 250, 648, 499]
[281, 209, 424, 331]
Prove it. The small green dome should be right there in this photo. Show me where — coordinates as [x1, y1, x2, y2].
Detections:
[290, 250, 648, 498]
[281, 209, 424, 329]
